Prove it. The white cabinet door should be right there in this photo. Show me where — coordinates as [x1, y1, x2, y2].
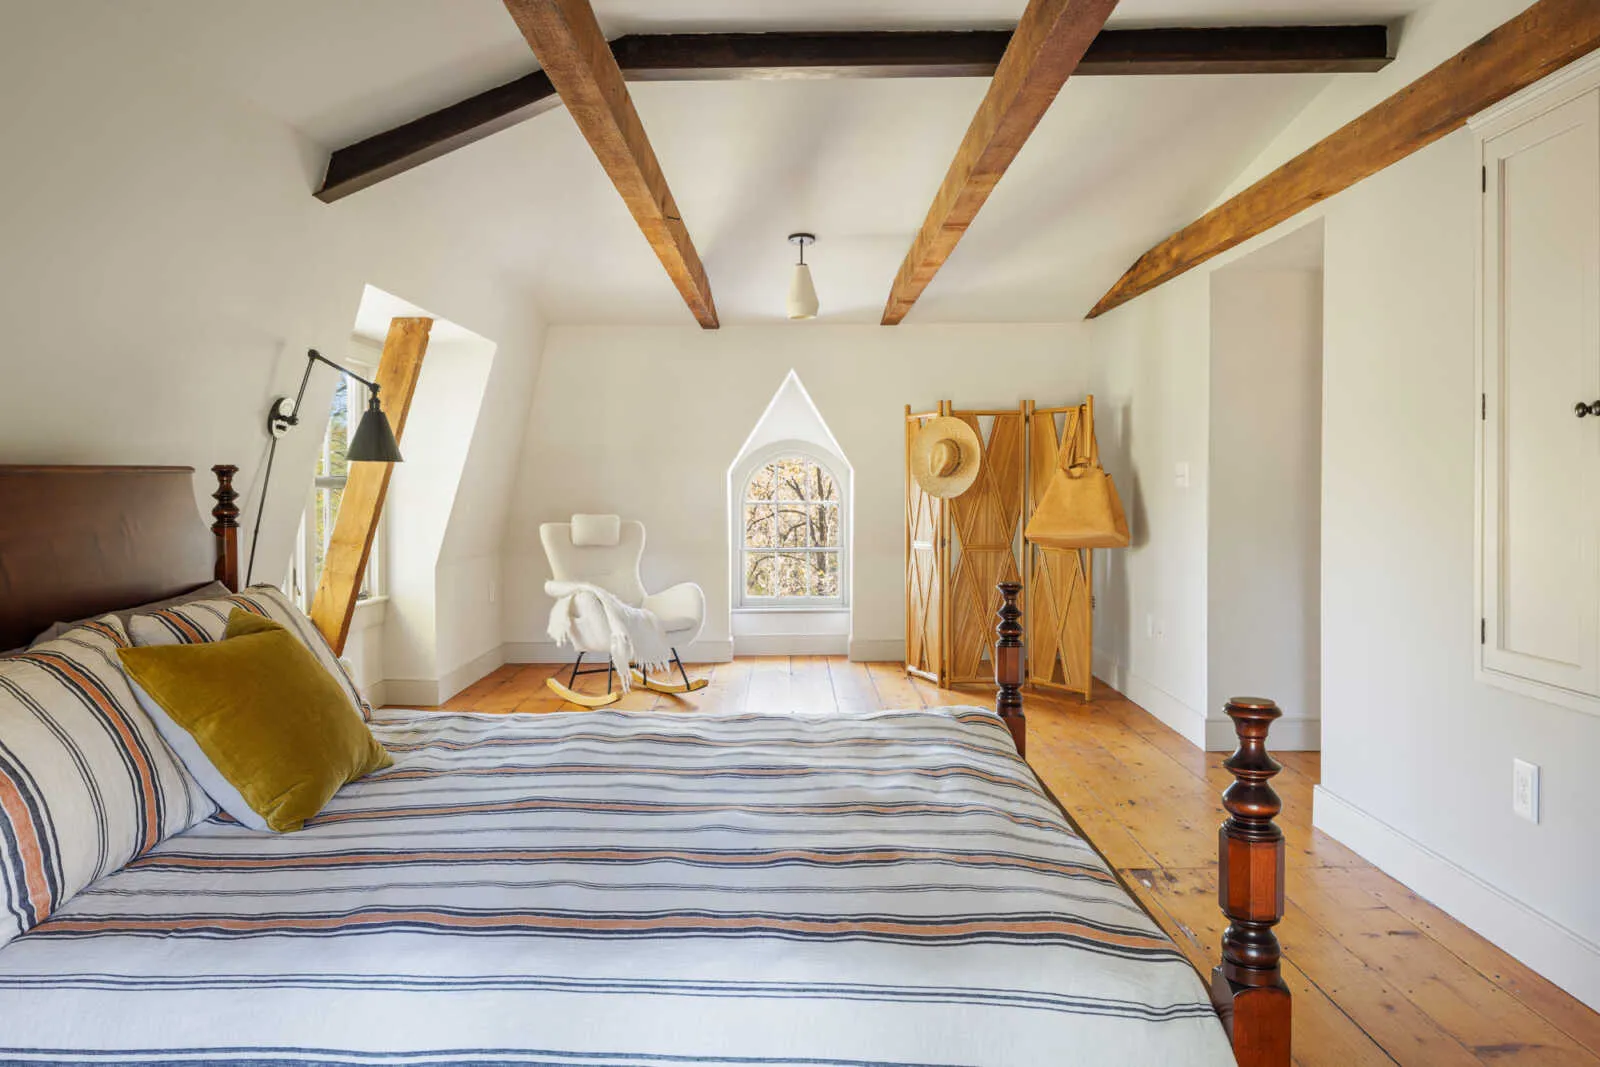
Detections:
[1481, 89, 1600, 701]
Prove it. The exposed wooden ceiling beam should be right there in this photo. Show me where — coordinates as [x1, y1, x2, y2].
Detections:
[502, 0, 719, 329]
[1088, 0, 1600, 319]
[316, 25, 1391, 203]
[881, 0, 1121, 326]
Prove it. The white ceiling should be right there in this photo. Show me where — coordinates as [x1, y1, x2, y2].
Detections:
[123, 0, 1431, 324]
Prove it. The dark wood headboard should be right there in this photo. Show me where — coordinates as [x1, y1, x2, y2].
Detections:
[0, 464, 239, 650]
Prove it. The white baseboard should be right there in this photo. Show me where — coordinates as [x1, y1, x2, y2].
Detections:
[437, 645, 506, 703]
[1091, 650, 1319, 751]
[383, 677, 445, 707]
[503, 639, 734, 664]
[1314, 785, 1600, 1012]
[1092, 648, 1126, 692]
[734, 634, 849, 656]
[848, 638, 904, 663]
[361, 679, 389, 710]
[1095, 654, 1209, 749]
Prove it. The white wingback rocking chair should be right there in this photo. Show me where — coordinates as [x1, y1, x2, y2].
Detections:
[539, 514, 707, 707]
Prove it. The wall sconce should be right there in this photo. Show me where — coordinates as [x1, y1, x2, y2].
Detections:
[246, 349, 403, 584]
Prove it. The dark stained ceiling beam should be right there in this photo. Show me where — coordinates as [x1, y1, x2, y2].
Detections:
[316, 25, 1392, 203]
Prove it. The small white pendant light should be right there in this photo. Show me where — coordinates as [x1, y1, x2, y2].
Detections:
[787, 233, 818, 320]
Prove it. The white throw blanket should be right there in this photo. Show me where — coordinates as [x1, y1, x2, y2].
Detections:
[545, 580, 671, 691]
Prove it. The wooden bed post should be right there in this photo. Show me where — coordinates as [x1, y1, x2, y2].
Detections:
[994, 581, 1026, 757]
[211, 464, 240, 593]
[1213, 696, 1291, 1067]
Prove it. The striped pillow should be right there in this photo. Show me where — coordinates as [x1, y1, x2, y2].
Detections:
[0, 617, 215, 949]
[127, 585, 372, 721]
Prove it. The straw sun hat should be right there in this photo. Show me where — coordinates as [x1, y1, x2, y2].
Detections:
[910, 416, 982, 499]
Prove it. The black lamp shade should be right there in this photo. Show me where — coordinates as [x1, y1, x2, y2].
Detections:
[347, 394, 403, 463]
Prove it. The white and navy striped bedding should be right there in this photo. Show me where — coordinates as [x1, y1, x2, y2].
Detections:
[0, 618, 213, 952]
[0, 706, 1233, 1066]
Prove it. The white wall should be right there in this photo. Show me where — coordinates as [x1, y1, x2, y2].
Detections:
[1090, 274, 1214, 744]
[1207, 266, 1323, 748]
[1316, 125, 1600, 1010]
[505, 325, 1093, 663]
[1087, 0, 1600, 1006]
[0, 4, 546, 701]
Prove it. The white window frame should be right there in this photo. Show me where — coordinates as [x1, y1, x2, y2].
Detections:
[730, 442, 850, 612]
[286, 359, 385, 612]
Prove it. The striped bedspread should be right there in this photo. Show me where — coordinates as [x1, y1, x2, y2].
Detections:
[0, 706, 1234, 1066]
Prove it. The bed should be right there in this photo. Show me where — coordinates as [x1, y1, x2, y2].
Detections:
[0, 465, 1291, 1066]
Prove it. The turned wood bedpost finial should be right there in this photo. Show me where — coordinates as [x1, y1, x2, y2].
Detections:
[210, 464, 240, 593]
[1213, 696, 1291, 1067]
[994, 581, 1026, 757]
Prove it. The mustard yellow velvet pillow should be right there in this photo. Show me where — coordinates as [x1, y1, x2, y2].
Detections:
[117, 611, 391, 832]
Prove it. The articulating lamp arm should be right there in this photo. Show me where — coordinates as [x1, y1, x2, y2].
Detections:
[268, 349, 381, 437]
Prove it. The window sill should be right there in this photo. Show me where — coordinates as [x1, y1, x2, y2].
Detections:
[733, 604, 848, 615]
[350, 596, 389, 632]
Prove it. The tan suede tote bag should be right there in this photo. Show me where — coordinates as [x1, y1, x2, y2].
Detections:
[1025, 449, 1130, 550]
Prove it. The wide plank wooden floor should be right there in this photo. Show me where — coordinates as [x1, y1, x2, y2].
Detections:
[408, 657, 1600, 1067]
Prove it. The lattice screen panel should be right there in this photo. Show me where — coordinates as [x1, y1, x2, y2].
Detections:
[946, 410, 1026, 685]
[1025, 402, 1095, 699]
[904, 408, 945, 683]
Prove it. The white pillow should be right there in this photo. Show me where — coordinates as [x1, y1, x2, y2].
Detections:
[123, 678, 271, 832]
[571, 513, 621, 547]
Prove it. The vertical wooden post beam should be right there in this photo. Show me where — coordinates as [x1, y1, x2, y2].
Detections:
[210, 464, 240, 592]
[1213, 696, 1291, 1067]
[994, 580, 1027, 757]
[310, 317, 432, 655]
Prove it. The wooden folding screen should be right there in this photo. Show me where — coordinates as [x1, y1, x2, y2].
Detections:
[906, 397, 1097, 699]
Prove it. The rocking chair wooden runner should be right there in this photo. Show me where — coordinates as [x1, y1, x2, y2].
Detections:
[540, 515, 708, 708]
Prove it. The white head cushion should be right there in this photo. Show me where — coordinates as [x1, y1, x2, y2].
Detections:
[570, 514, 622, 548]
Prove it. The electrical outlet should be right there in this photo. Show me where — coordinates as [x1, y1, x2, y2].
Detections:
[1512, 759, 1540, 823]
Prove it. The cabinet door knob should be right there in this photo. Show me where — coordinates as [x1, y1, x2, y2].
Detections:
[1577, 401, 1600, 418]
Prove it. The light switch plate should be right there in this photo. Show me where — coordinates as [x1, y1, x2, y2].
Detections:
[1174, 462, 1191, 489]
[1512, 759, 1540, 823]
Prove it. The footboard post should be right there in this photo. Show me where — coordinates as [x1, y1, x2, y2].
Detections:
[994, 581, 1026, 757]
[1213, 696, 1291, 1067]
[210, 464, 240, 593]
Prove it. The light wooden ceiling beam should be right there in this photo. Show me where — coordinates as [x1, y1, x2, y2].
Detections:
[881, 0, 1121, 326]
[1088, 0, 1600, 319]
[501, 0, 718, 328]
[316, 26, 1391, 204]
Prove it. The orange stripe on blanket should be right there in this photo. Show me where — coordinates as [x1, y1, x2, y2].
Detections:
[131, 847, 1114, 881]
[307, 796, 1058, 832]
[41, 909, 1172, 951]
[0, 773, 53, 925]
